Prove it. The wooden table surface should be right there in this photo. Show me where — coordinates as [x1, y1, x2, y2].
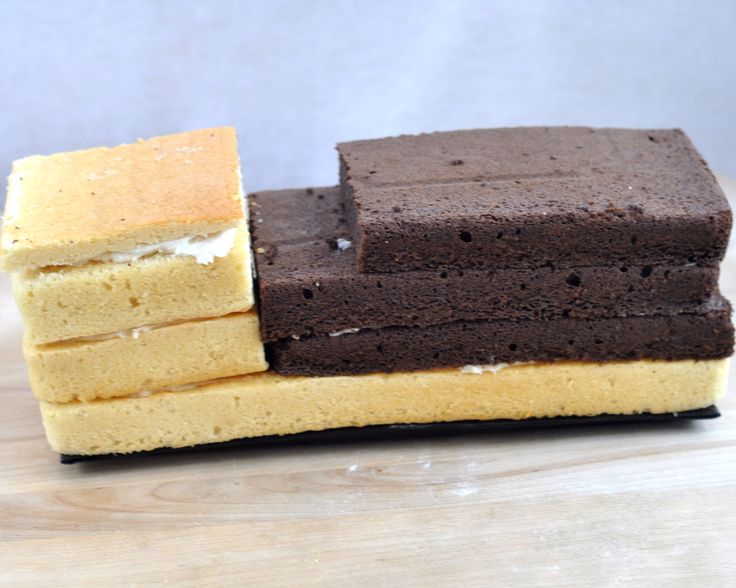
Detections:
[2, 177, 736, 587]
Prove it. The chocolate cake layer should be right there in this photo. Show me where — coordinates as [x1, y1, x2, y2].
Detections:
[250, 187, 720, 342]
[338, 127, 732, 272]
[268, 297, 734, 375]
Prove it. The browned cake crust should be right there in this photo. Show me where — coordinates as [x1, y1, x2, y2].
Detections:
[1, 127, 244, 270]
[338, 127, 732, 272]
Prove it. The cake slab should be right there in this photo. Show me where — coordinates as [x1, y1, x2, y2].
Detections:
[1, 127, 244, 271]
[338, 127, 731, 272]
[268, 297, 733, 375]
[251, 187, 719, 341]
[60, 406, 721, 464]
[13, 224, 254, 344]
[42, 357, 728, 457]
[25, 311, 266, 402]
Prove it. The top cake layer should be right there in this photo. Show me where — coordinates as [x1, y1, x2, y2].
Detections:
[1, 127, 244, 271]
[338, 127, 732, 273]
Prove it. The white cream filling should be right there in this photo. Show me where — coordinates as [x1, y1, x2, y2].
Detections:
[131, 383, 197, 398]
[89, 228, 237, 265]
[128, 378, 223, 398]
[460, 363, 511, 374]
[329, 327, 362, 337]
[289, 327, 366, 340]
[58, 324, 161, 344]
[336, 238, 352, 251]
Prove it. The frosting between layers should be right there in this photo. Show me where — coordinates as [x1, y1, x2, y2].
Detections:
[124, 363, 522, 400]
[329, 327, 362, 337]
[42, 312, 255, 346]
[128, 377, 234, 398]
[460, 363, 512, 374]
[87, 228, 238, 265]
[56, 324, 159, 344]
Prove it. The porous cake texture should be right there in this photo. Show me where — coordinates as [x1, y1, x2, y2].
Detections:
[269, 298, 733, 375]
[1, 127, 244, 271]
[40, 358, 729, 455]
[338, 127, 732, 272]
[13, 223, 254, 344]
[250, 187, 720, 341]
[25, 312, 266, 403]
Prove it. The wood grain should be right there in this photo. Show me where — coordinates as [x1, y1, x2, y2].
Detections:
[1, 177, 736, 587]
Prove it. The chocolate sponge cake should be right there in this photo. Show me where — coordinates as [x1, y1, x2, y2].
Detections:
[251, 187, 719, 342]
[269, 298, 733, 375]
[338, 127, 731, 273]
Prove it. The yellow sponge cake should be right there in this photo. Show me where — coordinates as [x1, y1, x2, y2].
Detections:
[40, 358, 729, 456]
[25, 311, 266, 403]
[0, 127, 243, 271]
[13, 222, 254, 344]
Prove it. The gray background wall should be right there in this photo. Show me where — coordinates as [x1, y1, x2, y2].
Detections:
[1, 0, 734, 205]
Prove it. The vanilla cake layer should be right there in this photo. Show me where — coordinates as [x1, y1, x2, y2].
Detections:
[0, 127, 244, 271]
[26, 312, 266, 403]
[40, 358, 729, 455]
[13, 225, 254, 344]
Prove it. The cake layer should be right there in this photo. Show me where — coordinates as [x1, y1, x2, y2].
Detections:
[40, 358, 729, 455]
[0, 127, 244, 271]
[25, 312, 267, 403]
[269, 298, 733, 375]
[13, 224, 254, 344]
[251, 186, 719, 341]
[60, 407, 723, 462]
[338, 127, 731, 272]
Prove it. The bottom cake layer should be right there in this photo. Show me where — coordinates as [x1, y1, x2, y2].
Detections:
[60, 408, 721, 463]
[40, 358, 729, 455]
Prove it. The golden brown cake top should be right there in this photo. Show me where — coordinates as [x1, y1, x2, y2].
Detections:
[0, 127, 244, 271]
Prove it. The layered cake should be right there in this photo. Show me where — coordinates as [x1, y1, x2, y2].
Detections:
[250, 186, 731, 375]
[1, 128, 267, 406]
[5, 128, 254, 344]
[1, 126, 732, 459]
